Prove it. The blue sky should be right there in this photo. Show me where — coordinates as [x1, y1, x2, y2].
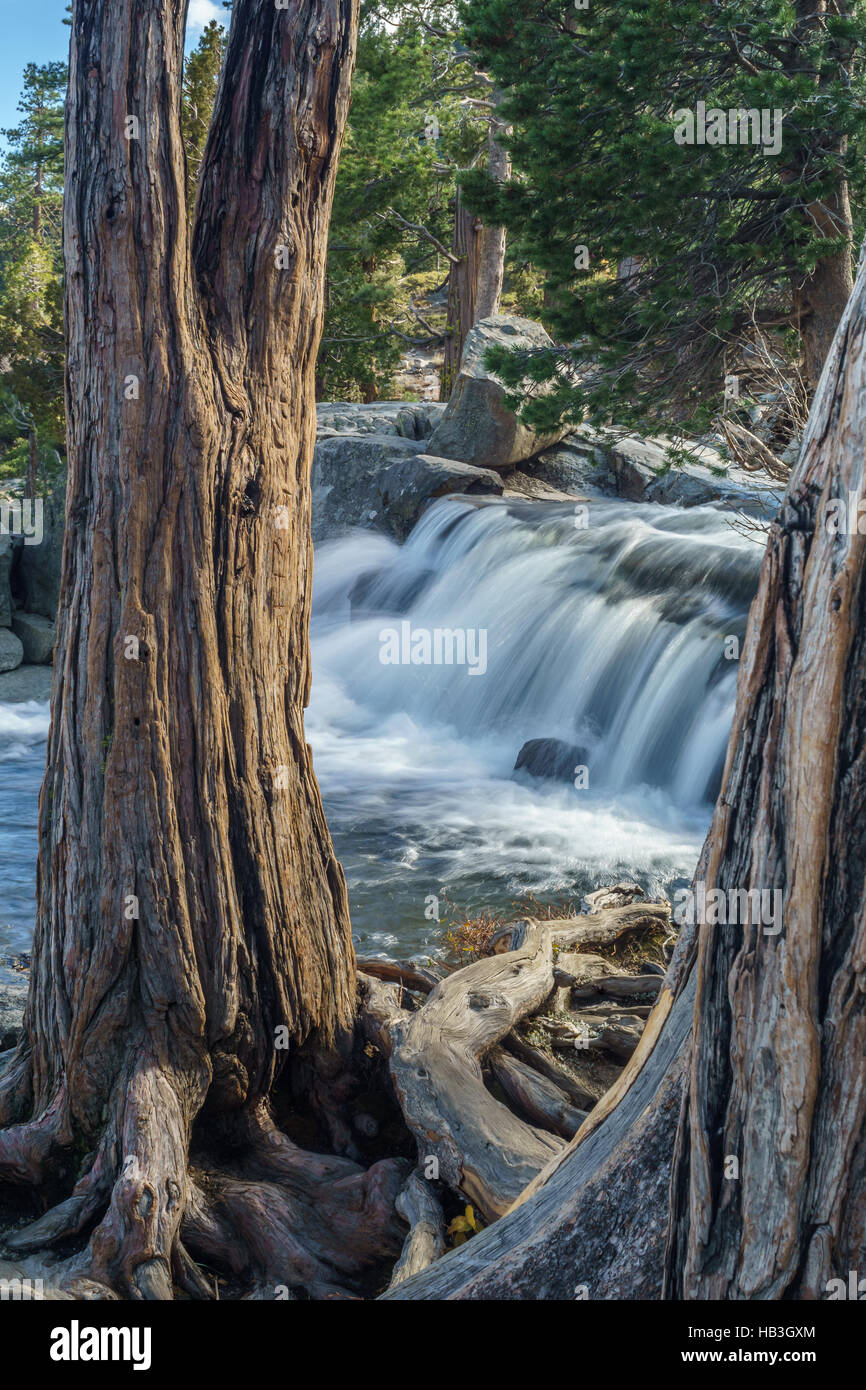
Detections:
[0, 0, 226, 145]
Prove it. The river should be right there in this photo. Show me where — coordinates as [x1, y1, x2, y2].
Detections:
[0, 492, 765, 962]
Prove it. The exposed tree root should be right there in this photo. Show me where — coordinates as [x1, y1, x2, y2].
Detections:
[0, 1092, 67, 1187]
[0, 1059, 407, 1300]
[1, 896, 670, 1297]
[386, 902, 671, 1222]
[180, 1103, 409, 1299]
[388, 1169, 447, 1288]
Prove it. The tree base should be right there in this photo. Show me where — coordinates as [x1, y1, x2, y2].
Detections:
[0, 897, 671, 1299]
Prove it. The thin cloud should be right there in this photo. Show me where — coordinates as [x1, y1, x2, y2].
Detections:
[187, 0, 225, 33]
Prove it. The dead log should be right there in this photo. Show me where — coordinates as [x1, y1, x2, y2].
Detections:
[576, 1001, 654, 1018]
[597, 1016, 645, 1060]
[357, 973, 407, 1055]
[554, 951, 617, 995]
[593, 974, 662, 1000]
[389, 918, 565, 1222]
[382, 963, 694, 1299]
[487, 1048, 587, 1139]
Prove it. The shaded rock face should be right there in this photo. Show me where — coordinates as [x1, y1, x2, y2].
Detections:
[531, 437, 615, 497]
[427, 316, 569, 472]
[11, 613, 55, 665]
[312, 434, 503, 543]
[18, 475, 66, 621]
[0, 627, 24, 674]
[513, 737, 589, 783]
[0, 535, 15, 628]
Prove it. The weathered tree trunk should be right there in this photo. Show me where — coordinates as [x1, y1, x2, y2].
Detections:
[665, 246, 866, 1300]
[442, 187, 481, 398]
[0, 0, 413, 1301]
[474, 98, 510, 323]
[385, 251, 866, 1302]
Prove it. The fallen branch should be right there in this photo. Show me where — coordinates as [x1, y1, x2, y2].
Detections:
[388, 1170, 447, 1289]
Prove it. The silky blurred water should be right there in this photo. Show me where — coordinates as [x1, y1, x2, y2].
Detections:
[307, 493, 763, 955]
[0, 700, 48, 958]
[0, 493, 765, 962]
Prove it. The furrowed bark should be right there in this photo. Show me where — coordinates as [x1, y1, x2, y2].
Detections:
[1, 0, 364, 1299]
[474, 94, 510, 323]
[385, 255, 866, 1304]
[667, 246, 866, 1300]
[442, 187, 480, 398]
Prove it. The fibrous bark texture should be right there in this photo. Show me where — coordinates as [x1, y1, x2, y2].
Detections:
[667, 245, 866, 1300]
[0, 0, 373, 1300]
[474, 95, 510, 324]
[386, 256, 866, 1301]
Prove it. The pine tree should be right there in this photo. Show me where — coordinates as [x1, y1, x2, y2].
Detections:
[181, 20, 227, 214]
[0, 61, 67, 484]
[319, 3, 488, 400]
[459, 0, 866, 441]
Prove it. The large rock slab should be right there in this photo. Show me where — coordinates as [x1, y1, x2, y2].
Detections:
[522, 429, 783, 517]
[427, 316, 569, 471]
[0, 535, 14, 627]
[0, 627, 23, 673]
[18, 474, 66, 621]
[0, 663, 52, 702]
[531, 436, 616, 496]
[316, 400, 445, 440]
[11, 613, 55, 665]
[312, 434, 503, 542]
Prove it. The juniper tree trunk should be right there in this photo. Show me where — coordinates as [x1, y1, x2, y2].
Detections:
[665, 246, 866, 1300]
[0, 0, 395, 1300]
[386, 252, 866, 1303]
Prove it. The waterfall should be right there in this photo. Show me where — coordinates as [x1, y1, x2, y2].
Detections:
[0, 492, 765, 961]
[307, 494, 764, 952]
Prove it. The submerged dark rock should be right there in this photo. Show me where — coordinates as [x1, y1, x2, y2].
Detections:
[513, 737, 589, 783]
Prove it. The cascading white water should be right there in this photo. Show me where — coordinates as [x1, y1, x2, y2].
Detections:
[0, 491, 765, 962]
[0, 700, 49, 958]
[307, 494, 764, 954]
